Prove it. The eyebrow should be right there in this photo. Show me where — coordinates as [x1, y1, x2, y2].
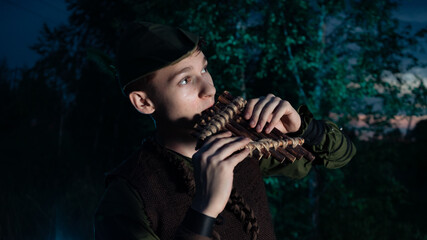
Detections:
[168, 56, 208, 82]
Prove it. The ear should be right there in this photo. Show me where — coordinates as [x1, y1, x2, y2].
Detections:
[129, 91, 156, 114]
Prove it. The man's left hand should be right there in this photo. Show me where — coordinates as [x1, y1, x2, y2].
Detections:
[243, 93, 301, 134]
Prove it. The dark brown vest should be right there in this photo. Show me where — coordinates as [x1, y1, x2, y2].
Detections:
[107, 139, 276, 240]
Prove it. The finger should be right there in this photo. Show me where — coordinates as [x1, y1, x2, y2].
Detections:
[212, 137, 251, 161]
[244, 98, 258, 120]
[195, 132, 233, 158]
[203, 136, 248, 159]
[249, 94, 275, 128]
[265, 100, 289, 133]
[203, 131, 232, 146]
[280, 107, 301, 133]
[256, 97, 281, 133]
[224, 148, 251, 168]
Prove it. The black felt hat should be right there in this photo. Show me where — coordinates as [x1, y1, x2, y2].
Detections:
[117, 21, 199, 93]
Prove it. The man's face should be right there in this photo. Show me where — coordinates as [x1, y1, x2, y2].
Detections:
[149, 51, 216, 129]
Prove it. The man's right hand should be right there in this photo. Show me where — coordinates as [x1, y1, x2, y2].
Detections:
[191, 131, 250, 218]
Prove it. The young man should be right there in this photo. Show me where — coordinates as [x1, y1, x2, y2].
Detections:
[94, 22, 356, 240]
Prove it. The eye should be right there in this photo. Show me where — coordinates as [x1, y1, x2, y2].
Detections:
[201, 66, 208, 74]
[179, 77, 190, 85]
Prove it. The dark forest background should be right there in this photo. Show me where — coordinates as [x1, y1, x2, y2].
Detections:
[1, 0, 427, 239]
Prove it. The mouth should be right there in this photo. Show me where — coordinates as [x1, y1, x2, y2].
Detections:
[207, 103, 214, 110]
[203, 100, 215, 112]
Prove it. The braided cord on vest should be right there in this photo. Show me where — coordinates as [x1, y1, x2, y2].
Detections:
[227, 189, 260, 240]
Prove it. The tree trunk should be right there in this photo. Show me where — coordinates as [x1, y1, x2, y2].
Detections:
[313, 4, 327, 115]
[283, 28, 308, 105]
[57, 112, 64, 157]
[309, 168, 322, 240]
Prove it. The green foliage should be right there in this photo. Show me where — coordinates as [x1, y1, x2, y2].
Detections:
[86, 48, 116, 78]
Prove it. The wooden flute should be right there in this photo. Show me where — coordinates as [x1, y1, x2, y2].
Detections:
[192, 91, 315, 165]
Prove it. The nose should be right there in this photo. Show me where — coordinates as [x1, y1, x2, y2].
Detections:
[198, 75, 216, 99]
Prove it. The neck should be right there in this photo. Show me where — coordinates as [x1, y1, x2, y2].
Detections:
[154, 123, 198, 158]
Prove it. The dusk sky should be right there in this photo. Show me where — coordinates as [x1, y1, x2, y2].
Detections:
[1, 0, 68, 68]
[1, 0, 426, 69]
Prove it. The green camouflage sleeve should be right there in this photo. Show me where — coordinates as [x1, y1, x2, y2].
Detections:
[259, 105, 356, 179]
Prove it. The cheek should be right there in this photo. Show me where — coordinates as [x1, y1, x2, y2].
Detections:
[180, 94, 201, 113]
[163, 93, 200, 120]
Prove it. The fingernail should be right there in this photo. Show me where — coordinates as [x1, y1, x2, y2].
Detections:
[256, 125, 261, 131]
[265, 127, 270, 133]
[250, 121, 255, 127]
[245, 113, 250, 119]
